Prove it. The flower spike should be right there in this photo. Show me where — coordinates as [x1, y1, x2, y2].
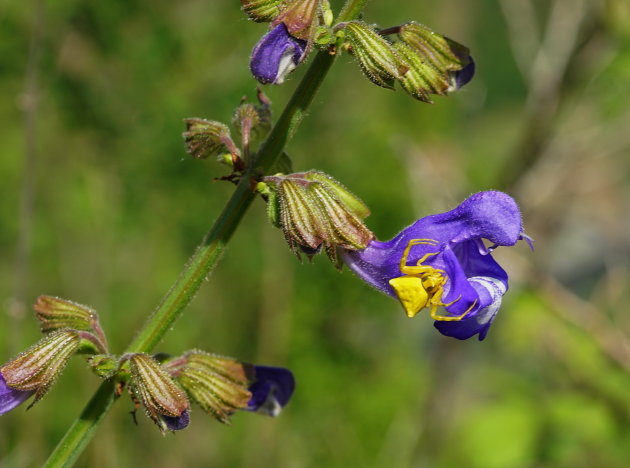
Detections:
[342, 191, 528, 340]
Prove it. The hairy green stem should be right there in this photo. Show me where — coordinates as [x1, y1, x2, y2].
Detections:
[42, 12, 374, 468]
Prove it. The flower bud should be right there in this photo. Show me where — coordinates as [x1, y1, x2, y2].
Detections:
[262, 171, 373, 265]
[34, 296, 94, 332]
[0, 329, 80, 408]
[182, 118, 240, 162]
[250, 23, 308, 85]
[342, 21, 408, 89]
[165, 350, 253, 424]
[33, 295, 108, 352]
[397, 22, 474, 99]
[164, 351, 296, 421]
[126, 353, 190, 433]
[232, 94, 273, 157]
[241, 0, 283, 23]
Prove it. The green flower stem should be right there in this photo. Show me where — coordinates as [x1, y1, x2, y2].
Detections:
[43, 11, 372, 467]
[42, 381, 117, 468]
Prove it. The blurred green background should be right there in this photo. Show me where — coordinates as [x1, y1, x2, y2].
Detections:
[2, 0, 630, 466]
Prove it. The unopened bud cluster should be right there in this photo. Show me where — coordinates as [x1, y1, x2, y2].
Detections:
[0, 296, 295, 434]
[243, 1, 474, 102]
[259, 170, 374, 265]
[340, 21, 474, 103]
[183, 89, 272, 178]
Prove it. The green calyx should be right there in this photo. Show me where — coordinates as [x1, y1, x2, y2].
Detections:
[261, 170, 373, 265]
[88, 354, 119, 379]
[127, 353, 190, 433]
[340, 20, 473, 102]
[396, 22, 472, 102]
[34, 295, 108, 352]
[398, 21, 470, 71]
[182, 118, 240, 161]
[342, 21, 408, 89]
[241, 0, 284, 23]
[1, 329, 81, 407]
[166, 350, 253, 424]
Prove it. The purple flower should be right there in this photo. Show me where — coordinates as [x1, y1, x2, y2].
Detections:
[162, 408, 190, 431]
[247, 365, 295, 416]
[0, 372, 34, 415]
[342, 191, 530, 341]
[250, 23, 307, 85]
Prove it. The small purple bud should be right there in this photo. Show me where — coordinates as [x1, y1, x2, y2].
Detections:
[247, 365, 295, 416]
[0, 372, 34, 415]
[163, 408, 190, 431]
[450, 57, 476, 90]
[250, 23, 307, 85]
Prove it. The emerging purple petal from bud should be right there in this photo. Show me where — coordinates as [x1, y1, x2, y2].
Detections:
[250, 23, 307, 85]
[261, 171, 374, 265]
[0, 372, 34, 415]
[246, 365, 295, 417]
[342, 191, 528, 341]
[164, 352, 296, 421]
[0, 329, 81, 408]
[164, 350, 253, 424]
[397, 22, 474, 100]
[127, 353, 190, 433]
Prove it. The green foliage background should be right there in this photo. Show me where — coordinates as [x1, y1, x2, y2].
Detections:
[2, 0, 630, 466]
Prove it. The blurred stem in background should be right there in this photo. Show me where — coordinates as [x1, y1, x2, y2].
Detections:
[42, 1, 369, 467]
[10, 0, 44, 355]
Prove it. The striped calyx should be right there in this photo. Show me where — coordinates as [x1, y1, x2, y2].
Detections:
[1, 329, 81, 407]
[127, 353, 190, 433]
[182, 118, 240, 162]
[342, 21, 408, 89]
[397, 21, 472, 102]
[34, 295, 108, 352]
[241, 0, 284, 23]
[165, 351, 253, 424]
[261, 170, 373, 265]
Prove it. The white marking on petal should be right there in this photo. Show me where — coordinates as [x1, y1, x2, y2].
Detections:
[468, 276, 506, 326]
[256, 383, 282, 417]
[274, 46, 298, 85]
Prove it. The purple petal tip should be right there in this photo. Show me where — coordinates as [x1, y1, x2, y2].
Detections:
[247, 365, 295, 416]
[163, 409, 190, 431]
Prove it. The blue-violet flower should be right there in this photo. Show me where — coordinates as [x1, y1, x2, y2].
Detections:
[342, 191, 530, 341]
[247, 365, 296, 416]
[250, 23, 307, 85]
